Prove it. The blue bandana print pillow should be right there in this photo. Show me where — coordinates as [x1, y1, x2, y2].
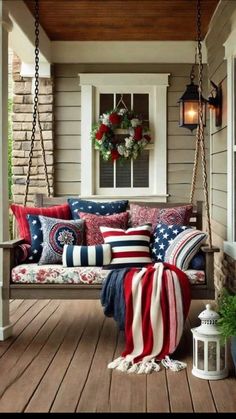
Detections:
[38, 216, 84, 265]
[150, 223, 189, 262]
[27, 215, 44, 263]
[68, 198, 129, 220]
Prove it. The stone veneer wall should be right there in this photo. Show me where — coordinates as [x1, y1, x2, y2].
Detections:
[12, 54, 54, 205]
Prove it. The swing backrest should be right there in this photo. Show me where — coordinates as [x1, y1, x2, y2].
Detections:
[34, 194, 203, 230]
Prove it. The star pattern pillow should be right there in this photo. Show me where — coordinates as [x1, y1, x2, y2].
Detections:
[68, 198, 129, 220]
[27, 214, 44, 263]
[150, 223, 189, 262]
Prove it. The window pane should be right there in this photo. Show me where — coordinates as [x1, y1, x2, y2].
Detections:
[133, 94, 149, 128]
[100, 158, 114, 187]
[133, 151, 149, 187]
[100, 94, 114, 114]
[116, 94, 131, 111]
[208, 341, 217, 371]
[116, 160, 131, 187]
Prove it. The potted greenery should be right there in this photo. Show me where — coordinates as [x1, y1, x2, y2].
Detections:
[217, 288, 236, 372]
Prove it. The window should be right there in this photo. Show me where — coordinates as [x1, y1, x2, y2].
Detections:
[79, 74, 169, 200]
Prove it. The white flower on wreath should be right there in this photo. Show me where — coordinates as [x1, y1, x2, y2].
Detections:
[124, 149, 131, 158]
[101, 113, 110, 125]
[118, 108, 127, 116]
[131, 118, 141, 128]
[117, 145, 125, 155]
[125, 137, 133, 149]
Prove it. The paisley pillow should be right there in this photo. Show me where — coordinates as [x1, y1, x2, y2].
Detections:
[38, 216, 84, 265]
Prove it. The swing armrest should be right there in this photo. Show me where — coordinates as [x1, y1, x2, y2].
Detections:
[0, 238, 25, 249]
[201, 246, 220, 253]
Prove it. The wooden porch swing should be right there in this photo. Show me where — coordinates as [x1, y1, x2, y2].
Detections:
[0, 0, 219, 304]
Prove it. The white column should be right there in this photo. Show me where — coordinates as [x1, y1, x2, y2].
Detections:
[0, 0, 12, 340]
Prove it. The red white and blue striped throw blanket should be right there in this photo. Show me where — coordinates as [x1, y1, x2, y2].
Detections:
[108, 262, 191, 374]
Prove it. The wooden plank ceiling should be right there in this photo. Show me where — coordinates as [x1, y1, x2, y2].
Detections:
[24, 0, 219, 41]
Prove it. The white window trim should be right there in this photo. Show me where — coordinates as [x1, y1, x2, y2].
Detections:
[79, 73, 169, 201]
[223, 30, 236, 257]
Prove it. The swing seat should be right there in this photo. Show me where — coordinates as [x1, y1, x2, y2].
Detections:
[0, 194, 219, 301]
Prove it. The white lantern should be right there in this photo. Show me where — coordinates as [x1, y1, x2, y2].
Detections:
[191, 304, 228, 380]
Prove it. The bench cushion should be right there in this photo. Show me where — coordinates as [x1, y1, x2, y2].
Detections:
[11, 264, 205, 285]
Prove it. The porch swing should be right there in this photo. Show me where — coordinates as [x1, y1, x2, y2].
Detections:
[1, 0, 219, 301]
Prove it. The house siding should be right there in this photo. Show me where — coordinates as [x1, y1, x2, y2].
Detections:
[205, 0, 236, 292]
[54, 63, 209, 202]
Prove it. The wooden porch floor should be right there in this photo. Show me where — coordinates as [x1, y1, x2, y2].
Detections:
[0, 299, 235, 413]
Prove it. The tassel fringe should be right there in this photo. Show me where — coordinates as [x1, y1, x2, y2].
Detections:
[108, 356, 186, 374]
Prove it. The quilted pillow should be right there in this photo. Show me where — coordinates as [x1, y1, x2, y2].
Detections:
[164, 229, 207, 271]
[150, 223, 189, 262]
[62, 244, 112, 267]
[38, 216, 84, 265]
[78, 211, 129, 245]
[159, 205, 193, 226]
[100, 224, 152, 268]
[129, 203, 160, 230]
[68, 198, 128, 220]
[11, 203, 71, 244]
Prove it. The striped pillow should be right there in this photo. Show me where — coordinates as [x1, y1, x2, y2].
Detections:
[100, 224, 152, 268]
[164, 229, 207, 271]
[62, 244, 112, 267]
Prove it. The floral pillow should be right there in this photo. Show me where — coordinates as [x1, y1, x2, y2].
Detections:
[78, 211, 129, 245]
[38, 216, 84, 265]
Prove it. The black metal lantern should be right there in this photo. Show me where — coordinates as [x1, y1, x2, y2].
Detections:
[178, 66, 207, 132]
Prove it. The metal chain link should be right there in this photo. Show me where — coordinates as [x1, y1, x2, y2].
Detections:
[192, 0, 212, 247]
[23, 0, 51, 206]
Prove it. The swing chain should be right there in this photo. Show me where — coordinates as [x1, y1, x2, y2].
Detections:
[23, 0, 51, 206]
[190, 0, 212, 248]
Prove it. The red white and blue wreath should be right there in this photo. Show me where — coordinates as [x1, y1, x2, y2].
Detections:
[91, 108, 151, 162]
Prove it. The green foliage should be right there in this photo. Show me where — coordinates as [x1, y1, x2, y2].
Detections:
[217, 289, 236, 340]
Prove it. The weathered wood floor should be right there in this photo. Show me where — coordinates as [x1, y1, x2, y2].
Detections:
[0, 299, 235, 413]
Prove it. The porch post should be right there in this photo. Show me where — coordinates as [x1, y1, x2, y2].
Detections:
[0, 0, 12, 340]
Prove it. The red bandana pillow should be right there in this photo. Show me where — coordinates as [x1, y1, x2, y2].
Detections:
[11, 203, 71, 244]
[78, 211, 129, 245]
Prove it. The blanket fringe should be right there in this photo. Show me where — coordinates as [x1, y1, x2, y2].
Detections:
[108, 356, 186, 374]
[161, 356, 187, 372]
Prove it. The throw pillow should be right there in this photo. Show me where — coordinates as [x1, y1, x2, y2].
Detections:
[189, 250, 205, 270]
[100, 224, 152, 268]
[164, 229, 207, 271]
[129, 203, 160, 230]
[11, 203, 71, 244]
[151, 223, 189, 262]
[62, 244, 112, 267]
[78, 211, 129, 245]
[68, 198, 128, 219]
[38, 216, 84, 265]
[159, 205, 193, 226]
[27, 215, 44, 262]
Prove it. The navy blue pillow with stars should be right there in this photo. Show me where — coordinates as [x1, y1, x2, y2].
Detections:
[27, 214, 44, 263]
[150, 223, 189, 262]
[68, 198, 129, 220]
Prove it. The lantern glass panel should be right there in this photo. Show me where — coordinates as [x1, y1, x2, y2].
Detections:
[197, 340, 204, 370]
[220, 346, 226, 370]
[208, 341, 217, 371]
[184, 101, 199, 125]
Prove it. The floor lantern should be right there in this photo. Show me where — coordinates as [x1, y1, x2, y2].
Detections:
[191, 304, 228, 380]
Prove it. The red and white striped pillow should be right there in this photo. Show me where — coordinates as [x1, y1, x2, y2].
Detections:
[100, 224, 152, 268]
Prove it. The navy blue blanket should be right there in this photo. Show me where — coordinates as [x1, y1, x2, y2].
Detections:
[100, 268, 129, 330]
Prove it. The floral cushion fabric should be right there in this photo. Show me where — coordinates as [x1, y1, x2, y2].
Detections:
[78, 211, 129, 245]
[12, 264, 109, 284]
[11, 264, 205, 285]
[38, 216, 84, 265]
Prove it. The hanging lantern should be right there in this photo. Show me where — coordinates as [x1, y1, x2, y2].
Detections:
[178, 66, 207, 131]
[191, 304, 228, 380]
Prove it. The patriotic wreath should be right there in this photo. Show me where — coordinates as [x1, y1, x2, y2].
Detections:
[91, 108, 151, 162]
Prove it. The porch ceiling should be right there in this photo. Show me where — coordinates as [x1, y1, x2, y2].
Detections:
[24, 0, 219, 42]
